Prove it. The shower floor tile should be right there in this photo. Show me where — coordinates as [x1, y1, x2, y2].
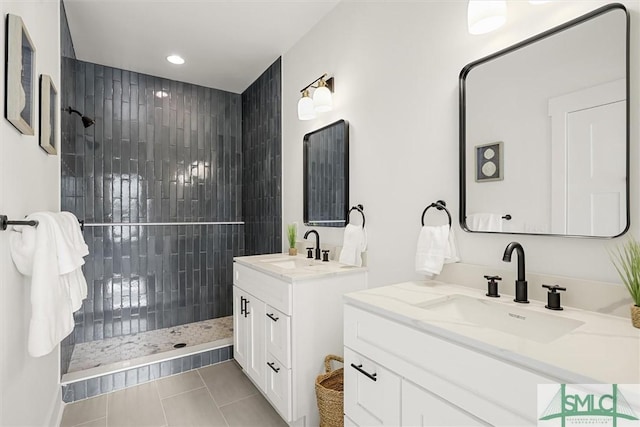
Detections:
[68, 316, 233, 373]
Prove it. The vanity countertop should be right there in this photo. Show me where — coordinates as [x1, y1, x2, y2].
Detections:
[234, 253, 367, 283]
[344, 281, 640, 384]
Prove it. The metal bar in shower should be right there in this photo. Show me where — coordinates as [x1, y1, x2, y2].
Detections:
[81, 221, 245, 227]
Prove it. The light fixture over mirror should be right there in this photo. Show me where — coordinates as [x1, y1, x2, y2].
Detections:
[460, 3, 629, 238]
[467, 0, 507, 35]
[297, 73, 334, 120]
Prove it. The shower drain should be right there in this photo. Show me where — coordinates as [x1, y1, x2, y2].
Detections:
[173, 343, 187, 349]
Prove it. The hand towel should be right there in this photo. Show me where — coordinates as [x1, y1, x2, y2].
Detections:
[339, 224, 367, 267]
[9, 212, 88, 357]
[415, 225, 450, 277]
[10, 213, 75, 357]
[444, 227, 460, 264]
[468, 213, 503, 232]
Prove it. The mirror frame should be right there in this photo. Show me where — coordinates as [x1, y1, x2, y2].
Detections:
[303, 119, 350, 227]
[459, 3, 630, 238]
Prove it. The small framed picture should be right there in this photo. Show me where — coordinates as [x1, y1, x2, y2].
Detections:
[39, 75, 57, 155]
[5, 14, 36, 135]
[475, 141, 503, 182]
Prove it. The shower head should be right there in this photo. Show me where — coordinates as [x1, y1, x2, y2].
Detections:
[66, 106, 95, 128]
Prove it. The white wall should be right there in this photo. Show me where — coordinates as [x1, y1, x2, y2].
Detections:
[0, 1, 62, 425]
[282, 1, 639, 288]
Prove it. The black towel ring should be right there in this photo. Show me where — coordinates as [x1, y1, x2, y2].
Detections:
[421, 200, 452, 228]
[347, 204, 365, 228]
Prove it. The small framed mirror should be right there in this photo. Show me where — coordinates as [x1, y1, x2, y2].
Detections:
[460, 3, 629, 238]
[303, 119, 349, 227]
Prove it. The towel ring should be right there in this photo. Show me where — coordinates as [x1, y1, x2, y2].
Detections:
[421, 200, 452, 228]
[347, 204, 365, 228]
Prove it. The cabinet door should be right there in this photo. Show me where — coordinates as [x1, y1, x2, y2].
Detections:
[265, 305, 291, 368]
[402, 380, 486, 427]
[344, 347, 401, 426]
[233, 286, 248, 370]
[245, 294, 267, 392]
[265, 355, 292, 422]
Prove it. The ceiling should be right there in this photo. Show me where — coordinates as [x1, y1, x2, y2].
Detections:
[64, 0, 340, 94]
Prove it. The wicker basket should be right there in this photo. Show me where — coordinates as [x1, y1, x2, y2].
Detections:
[315, 355, 344, 427]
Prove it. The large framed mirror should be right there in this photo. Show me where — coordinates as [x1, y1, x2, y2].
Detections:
[303, 119, 349, 227]
[460, 3, 629, 238]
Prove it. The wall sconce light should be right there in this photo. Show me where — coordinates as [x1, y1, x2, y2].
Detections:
[468, 0, 507, 35]
[297, 73, 334, 121]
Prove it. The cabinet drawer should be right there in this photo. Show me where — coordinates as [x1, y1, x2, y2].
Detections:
[234, 263, 292, 315]
[265, 355, 292, 422]
[345, 304, 550, 425]
[344, 347, 401, 427]
[402, 380, 485, 426]
[265, 305, 291, 368]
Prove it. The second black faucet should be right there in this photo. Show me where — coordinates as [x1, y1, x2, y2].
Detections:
[304, 229, 321, 260]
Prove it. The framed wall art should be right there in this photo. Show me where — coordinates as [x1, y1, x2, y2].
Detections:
[5, 13, 36, 135]
[475, 141, 503, 182]
[39, 75, 57, 155]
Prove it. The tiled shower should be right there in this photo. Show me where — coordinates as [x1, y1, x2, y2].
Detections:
[59, 2, 281, 401]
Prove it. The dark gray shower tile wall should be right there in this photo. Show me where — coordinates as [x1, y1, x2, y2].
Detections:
[61, 59, 244, 348]
[61, 0, 76, 59]
[60, 0, 77, 378]
[242, 58, 282, 255]
[74, 225, 242, 343]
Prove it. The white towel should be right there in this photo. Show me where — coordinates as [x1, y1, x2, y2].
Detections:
[444, 227, 460, 264]
[9, 212, 88, 357]
[339, 224, 367, 267]
[467, 213, 503, 232]
[415, 225, 454, 277]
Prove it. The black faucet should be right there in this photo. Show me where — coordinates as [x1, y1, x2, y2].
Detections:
[502, 242, 529, 304]
[304, 229, 321, 260]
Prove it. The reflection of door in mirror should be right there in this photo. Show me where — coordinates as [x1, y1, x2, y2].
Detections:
[303, 120, 349, 227]
[460, 4, 628, 238]
[549, 80, 626, 236]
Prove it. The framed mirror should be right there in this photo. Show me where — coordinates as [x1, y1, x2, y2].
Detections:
[303, 119, 349, 227]
[460, 3, 629, 238]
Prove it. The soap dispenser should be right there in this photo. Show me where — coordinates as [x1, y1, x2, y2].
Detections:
[542, 284, 566, 310]
[484, 275, 502, 298]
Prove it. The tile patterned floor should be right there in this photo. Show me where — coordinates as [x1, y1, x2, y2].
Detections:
[69, 317, 234, 372]
[61, 361, 287, 427]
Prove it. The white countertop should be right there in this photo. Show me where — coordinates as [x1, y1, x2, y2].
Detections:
[344, 280, 640, 384]
[234, 253, 367, 283]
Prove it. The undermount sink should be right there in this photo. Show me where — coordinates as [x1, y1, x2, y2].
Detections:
[417, 294, 585, 343]
[259, 256, 339, 271]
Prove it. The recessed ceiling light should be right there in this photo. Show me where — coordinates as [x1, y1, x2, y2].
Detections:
[155, 90, 169, 98]
[166, 55, 185, 65]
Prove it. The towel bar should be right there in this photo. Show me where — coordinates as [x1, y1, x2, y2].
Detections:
[346, 204, 365, 228]
[0, 215, 38, 231]
[421, 201, 452, 228]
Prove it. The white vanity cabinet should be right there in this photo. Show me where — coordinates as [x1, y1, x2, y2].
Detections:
[233, 255, 367, 426]
[343, 304, 559, 426]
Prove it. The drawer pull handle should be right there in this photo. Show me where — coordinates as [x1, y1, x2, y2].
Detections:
[350, 363, 377, 382]
[267, 362, 280, 373]
[266, 313, 279, 322]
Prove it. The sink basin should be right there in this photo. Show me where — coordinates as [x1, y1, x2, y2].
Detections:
[417, 294, 584, 343]
[267, 259, 317, 269]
